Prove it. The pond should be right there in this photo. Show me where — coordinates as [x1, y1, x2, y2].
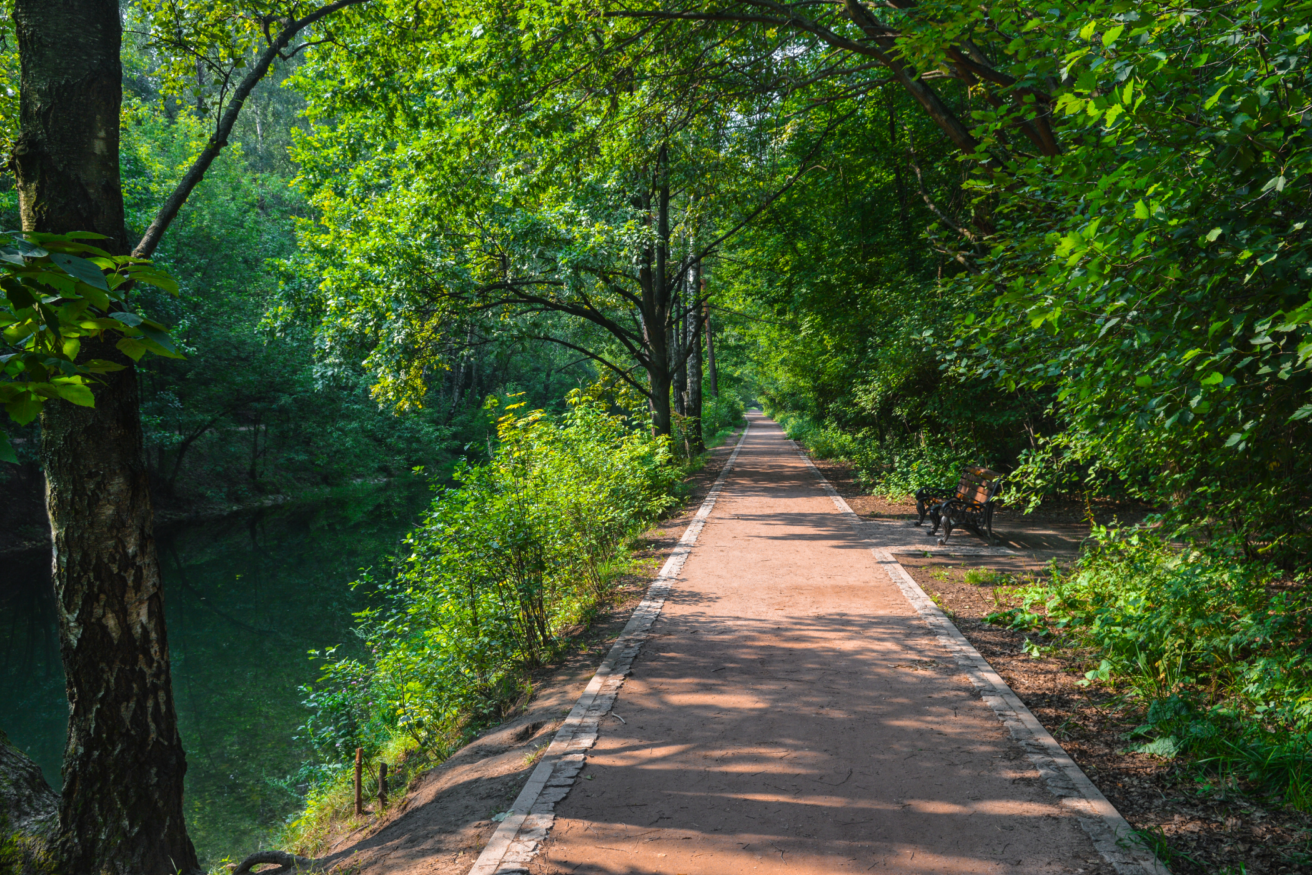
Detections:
[0, 482, 430, 865]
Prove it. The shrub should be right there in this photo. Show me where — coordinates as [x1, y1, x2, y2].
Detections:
[298, 394, 677, 761]
[774, 411, 988, 498]
[1027, 530, 1312, 808]
[699, 394, 746, 447]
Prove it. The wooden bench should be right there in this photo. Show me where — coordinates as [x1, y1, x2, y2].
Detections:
[915, 466, 1003, 544]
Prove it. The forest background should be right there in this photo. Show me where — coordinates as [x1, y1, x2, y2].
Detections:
[3, 0, 1312, 873]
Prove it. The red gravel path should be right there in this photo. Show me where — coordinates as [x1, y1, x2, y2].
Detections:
[529, 414, 1112, 875]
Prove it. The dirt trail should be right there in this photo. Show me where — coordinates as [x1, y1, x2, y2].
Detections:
[522, 414, 1125, 874]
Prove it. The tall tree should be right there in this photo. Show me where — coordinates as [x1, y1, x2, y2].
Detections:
[13, 2, 199, 869]
[6, 1, 370, 869]
[288, 2, 843, 436]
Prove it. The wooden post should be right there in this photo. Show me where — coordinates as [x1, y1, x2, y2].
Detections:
[378, 762, 388, 808]
[354, 748, 363, 816]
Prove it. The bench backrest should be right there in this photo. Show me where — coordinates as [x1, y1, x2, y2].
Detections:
[954, 466, 1002, 505]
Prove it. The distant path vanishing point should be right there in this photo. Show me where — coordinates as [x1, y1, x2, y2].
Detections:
[473, 412, 1165, 875]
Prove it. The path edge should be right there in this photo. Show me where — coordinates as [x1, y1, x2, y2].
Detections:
[467, 424, 752, 875]
[790, 440, 1171, 875]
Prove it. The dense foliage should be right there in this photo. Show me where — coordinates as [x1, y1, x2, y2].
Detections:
[291, 396, 680, 835]
[949, 1, 1312, 561]
[1010, 533, 1312, 808]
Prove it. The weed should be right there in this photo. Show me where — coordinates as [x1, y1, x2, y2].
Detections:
[964, 568, 1008, 586]
[983, 605, 1046, 634]
[1131, 826, 1201, 868]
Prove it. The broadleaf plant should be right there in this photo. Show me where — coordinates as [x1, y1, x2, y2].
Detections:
[0, 230, 182, 463]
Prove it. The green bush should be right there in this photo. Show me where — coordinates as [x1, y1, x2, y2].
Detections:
[774, 410, 987, 498]
[1028, 531, 1312, 808]
[699, 394, 746, 447]
[299, 394, 677, 760]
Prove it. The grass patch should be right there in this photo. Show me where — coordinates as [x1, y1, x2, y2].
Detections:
[964, 568, 1009, 586]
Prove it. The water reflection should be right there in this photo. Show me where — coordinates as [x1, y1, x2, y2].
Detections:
[0, 482, 428, 864]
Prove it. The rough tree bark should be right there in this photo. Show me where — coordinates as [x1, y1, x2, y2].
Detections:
[671, 273, 687, 418]
[704, 301, 719, 399]
[685, 259, 704, 453]
[0, 729, 57, 865]
[638, 144, 675, 438]
[12, 1, 199, 872]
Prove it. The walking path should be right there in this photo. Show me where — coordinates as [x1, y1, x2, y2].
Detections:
[473, 414, 1163, 875]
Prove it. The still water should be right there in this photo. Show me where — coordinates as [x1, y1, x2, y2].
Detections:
[0, 483, 429, 864]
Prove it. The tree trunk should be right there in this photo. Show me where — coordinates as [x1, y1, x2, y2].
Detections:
[671, 280, 687, 418]
[704, 303, 719, 398]
[647, 362, 673, 438]
[13, 2, 199, 873]
[0, 729, 56, 842]
[685, 263, 704, 453]
[637, 145, 675, 438]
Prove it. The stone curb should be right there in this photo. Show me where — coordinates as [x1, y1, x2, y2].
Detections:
[467, 424, 752, 875]
[791, 441, 1171, 875]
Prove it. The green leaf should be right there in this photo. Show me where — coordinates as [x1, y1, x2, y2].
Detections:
[1204, 85, 1228, 109]
[0, 431, 14, 463]
[1135, 375, 1152, 387]
[115, 336, 148, 362]
[1261, 175, 1287, 194]
[1206, 227, 1223, 242]
[138, 325, 181, 356]
[5, 393, 42, 425]
[1079, 20, 1097, 40]
[1131, 736, 1179, 759]
[8, 237, 47, 258]
[110, 311, 144, 327]
[1200, 371, 1225, 385]
[128, 268, 179, 295]
[52, 380, 94, 407]
[82, 358, 127, 374]
[2, 278, 36, 309]
[1102, 25, 1124, 46]
[50, 253, 110, 291]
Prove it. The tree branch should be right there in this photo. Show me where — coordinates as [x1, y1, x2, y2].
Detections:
[520, 334, 652, 398]
[133, 0, 370, 258]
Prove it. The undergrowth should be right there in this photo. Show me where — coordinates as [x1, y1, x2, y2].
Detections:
[770, 410, 986, 498]
[277, 392, 739, 855]
[1010, 529, 1312, 810]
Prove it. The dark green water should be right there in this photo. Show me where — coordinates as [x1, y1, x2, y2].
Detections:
[0, 483, 429, 865]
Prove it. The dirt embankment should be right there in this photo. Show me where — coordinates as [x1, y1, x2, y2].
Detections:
[299, 434, 742, 875]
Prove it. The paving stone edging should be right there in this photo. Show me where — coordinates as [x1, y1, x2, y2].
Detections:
[467, 424, 752, 875]
[790, 441, 1171, 875]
